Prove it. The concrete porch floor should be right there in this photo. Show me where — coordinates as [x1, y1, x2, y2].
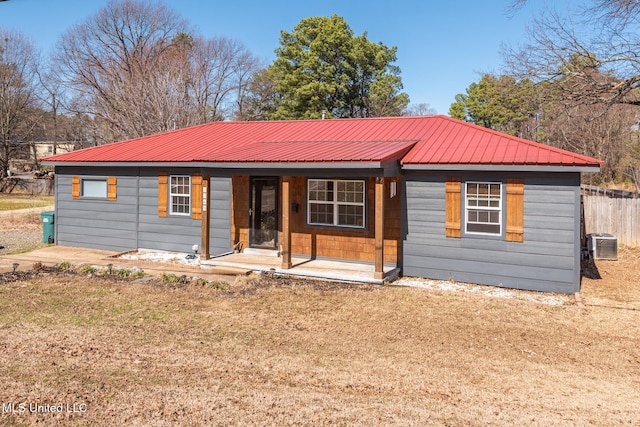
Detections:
[201, 252, 400, 284]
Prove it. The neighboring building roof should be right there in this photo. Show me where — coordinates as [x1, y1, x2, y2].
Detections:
[43, 115, 603, 170]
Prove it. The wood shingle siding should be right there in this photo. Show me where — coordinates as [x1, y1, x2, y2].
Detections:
[231, 176, 400, 265]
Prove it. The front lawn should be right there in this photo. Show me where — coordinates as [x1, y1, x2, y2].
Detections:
[0, 271, 638, 425]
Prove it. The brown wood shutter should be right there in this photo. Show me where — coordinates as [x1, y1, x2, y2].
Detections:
[445, 178, 461, 238]
[506, 178, 524, 242]
[107, 176, 117, 201]
[158, 173, 168, 217]
[191, 174, 203, 220]
[72, 176, 80, 199]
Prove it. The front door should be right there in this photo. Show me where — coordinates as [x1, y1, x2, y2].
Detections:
[249, 177, 279, 249]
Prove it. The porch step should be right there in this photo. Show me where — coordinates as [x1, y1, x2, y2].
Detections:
[242, 248, 280, 257]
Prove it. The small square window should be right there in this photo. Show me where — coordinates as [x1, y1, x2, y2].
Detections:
[81, 179, 107, 198]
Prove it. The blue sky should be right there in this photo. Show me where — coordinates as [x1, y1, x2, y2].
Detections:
[0, 0, 558, 115]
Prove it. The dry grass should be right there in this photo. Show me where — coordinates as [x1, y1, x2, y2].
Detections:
[581, 246, 640, 310]
[0, 194, 54, 211]
[0, 270, 639, 426]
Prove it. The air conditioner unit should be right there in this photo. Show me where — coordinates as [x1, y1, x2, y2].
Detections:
[587, 233, 618, 260]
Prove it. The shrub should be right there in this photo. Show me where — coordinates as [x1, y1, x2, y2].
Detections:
[79, 264, 98, 274]
[112, 268, 130, 278]
[130, 271, 146, 279]
[208, 280, 228, 290]
[161, 273, 189, 284]
[58, 261, 72, 270]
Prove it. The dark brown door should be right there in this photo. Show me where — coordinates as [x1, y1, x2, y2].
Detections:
[249, 177, 279, 249]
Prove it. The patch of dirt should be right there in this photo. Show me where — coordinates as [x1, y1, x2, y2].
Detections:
[226, 271, 380, 297]
[581, 246, 640, 310]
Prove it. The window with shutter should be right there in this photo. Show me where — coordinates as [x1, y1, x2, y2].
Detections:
[72, 176, 117, 200]
[445, 177, 524, 242]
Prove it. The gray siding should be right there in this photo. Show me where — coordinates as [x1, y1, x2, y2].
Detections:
[136, 169, 201, 253]
[402, 171, 581, 294]
[55, 168, 139, 251]
[54, 167, 232, 255]
[209, 177, 232, 255]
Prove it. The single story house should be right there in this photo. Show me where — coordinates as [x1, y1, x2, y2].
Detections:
[42, 115, 602, 294]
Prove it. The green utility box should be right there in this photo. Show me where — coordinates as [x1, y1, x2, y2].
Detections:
[41, 211, 55, 244]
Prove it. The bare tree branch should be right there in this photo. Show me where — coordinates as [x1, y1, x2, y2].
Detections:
[505, 1, 640, 108]
[51, 0, 259, 144]
[0, 29, 42, 177]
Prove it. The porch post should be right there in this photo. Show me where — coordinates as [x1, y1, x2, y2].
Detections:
[201, 175, 210, 260]
[281, 176, 292, 269]
[374, 176, 385, 280]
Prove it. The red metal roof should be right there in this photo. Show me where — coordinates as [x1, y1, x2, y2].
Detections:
[43, 115, 603, 168]
[212, 140, 417, 163]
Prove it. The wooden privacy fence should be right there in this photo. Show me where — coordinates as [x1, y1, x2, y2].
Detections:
[581, 185, 640, 247]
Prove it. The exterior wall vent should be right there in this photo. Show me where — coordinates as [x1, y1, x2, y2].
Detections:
[587, 233, 618, 260]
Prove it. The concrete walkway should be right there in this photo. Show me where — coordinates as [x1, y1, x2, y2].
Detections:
[0, 245, 399, 284]
[0, 246, 250, 282]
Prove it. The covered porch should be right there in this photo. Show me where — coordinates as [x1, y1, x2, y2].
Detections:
[196, 139, 415, 282]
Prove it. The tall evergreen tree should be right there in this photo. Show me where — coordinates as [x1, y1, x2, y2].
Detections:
[265, 15, 408, 119]
[449, 74, 537, 137]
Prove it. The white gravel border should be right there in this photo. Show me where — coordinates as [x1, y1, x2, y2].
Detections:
[118, 249, 571, 305]
[394, 277, 571, 305]
[119, 249, 202, 266]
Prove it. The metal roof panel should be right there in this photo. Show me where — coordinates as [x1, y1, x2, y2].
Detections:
[44, 115, 604, 168]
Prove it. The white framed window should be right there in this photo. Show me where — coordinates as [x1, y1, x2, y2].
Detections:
[308, 179, 365, 228]
[81, 179, 107, 198]
[465, 182, 502, 235]
[170, 175, 191, 215]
